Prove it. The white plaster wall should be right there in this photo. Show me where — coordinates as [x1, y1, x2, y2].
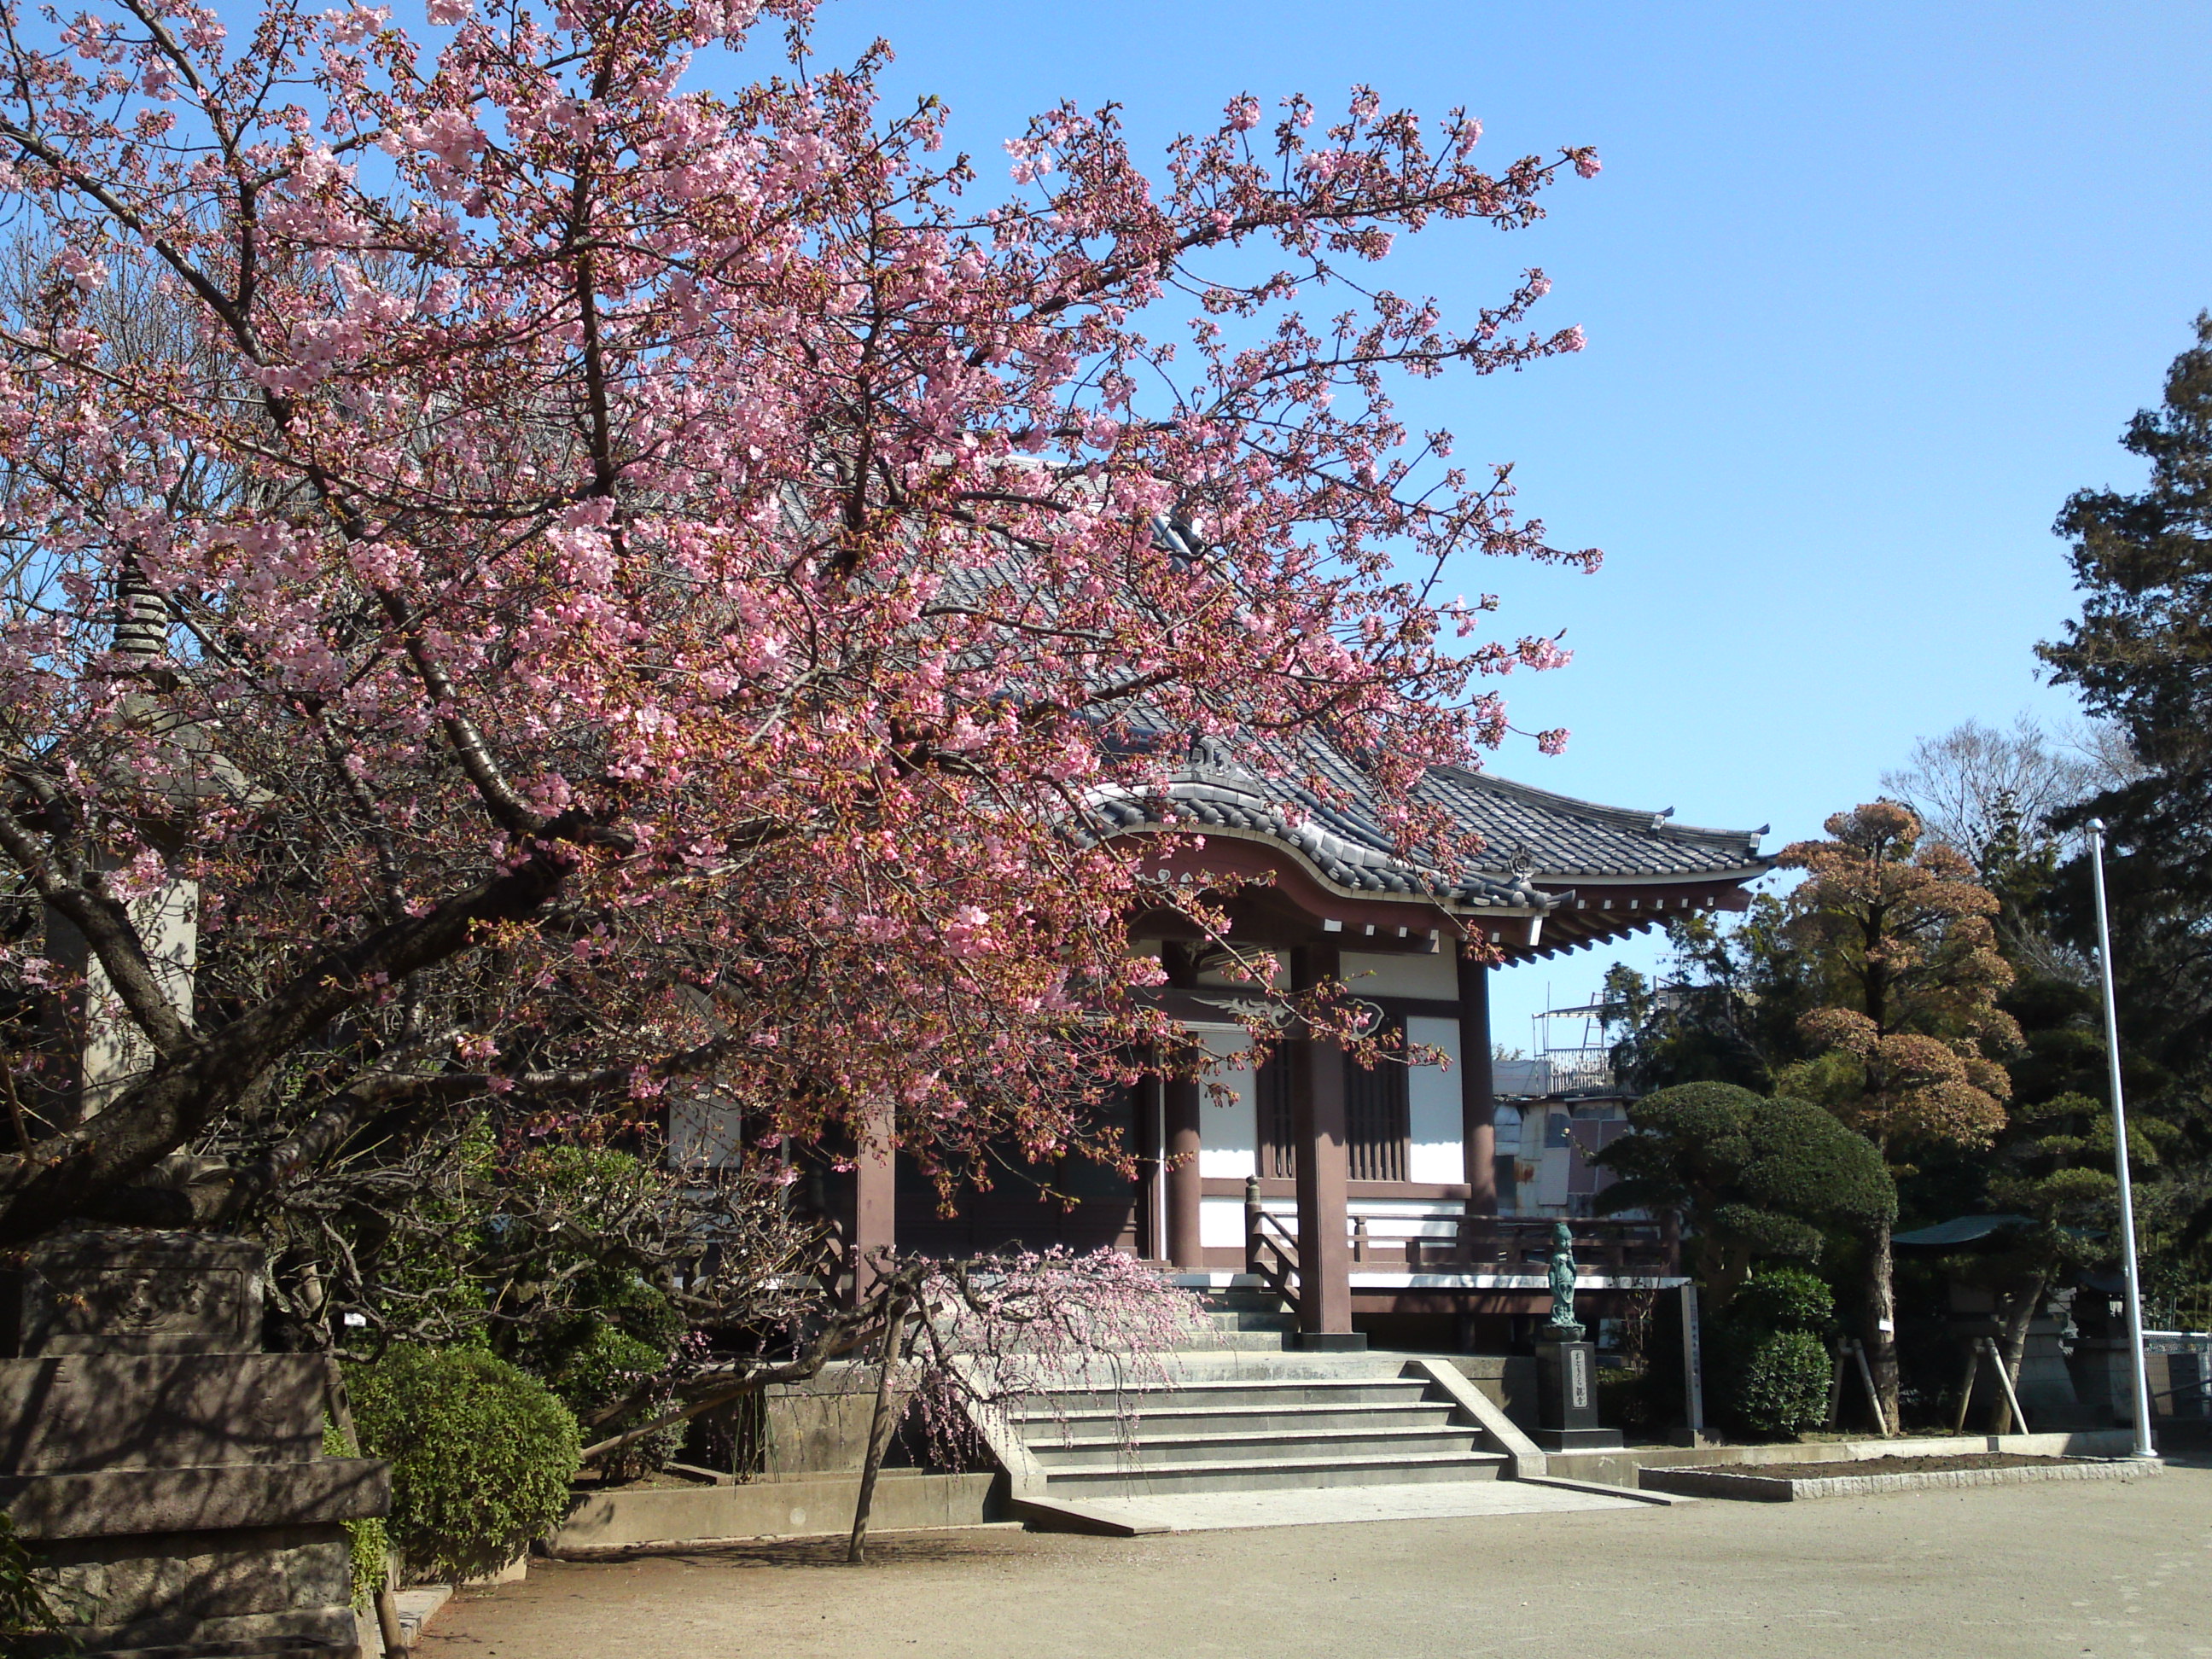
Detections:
[1197, 1029, 1257, 1179]
[1338, 951, 1457, 1000]
[1200, 1195, 1247, 1248]
[1405, 1014, 1464, 1185]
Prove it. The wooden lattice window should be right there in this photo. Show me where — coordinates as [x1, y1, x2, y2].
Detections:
[1344, 1017, 1410, 1184]
[1255, 1051, 1296, 1179]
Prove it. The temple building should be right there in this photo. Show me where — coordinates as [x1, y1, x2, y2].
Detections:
[794, 743, 1773, 1353]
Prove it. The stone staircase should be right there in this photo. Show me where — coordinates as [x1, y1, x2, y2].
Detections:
[980, 1286, 1541, 1527]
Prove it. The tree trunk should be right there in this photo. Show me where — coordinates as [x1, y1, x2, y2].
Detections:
[847, 1295, 910, 1566]
[1866, 1219, 1900, 1432]
[1988, 1274, 2045, 1434]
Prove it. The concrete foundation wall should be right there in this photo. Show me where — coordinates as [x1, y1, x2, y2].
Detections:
[755, 1371, 885, 1476]
[552, 1470, 1003, 1552]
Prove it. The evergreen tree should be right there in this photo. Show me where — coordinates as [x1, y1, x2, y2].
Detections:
[2037, 314, 2212, 1276]
[1773, 802, 2019, 1425]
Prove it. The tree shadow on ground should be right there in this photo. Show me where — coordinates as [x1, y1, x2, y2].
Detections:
[545, 1528, 1064, 1573]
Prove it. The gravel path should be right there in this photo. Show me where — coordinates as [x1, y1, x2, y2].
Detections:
[421, 1462, 2212, 1659]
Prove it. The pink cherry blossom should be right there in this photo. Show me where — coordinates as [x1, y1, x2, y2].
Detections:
[0, 0, 1604, 1238]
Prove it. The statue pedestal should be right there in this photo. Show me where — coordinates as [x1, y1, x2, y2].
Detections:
[0, 1231, 387, 1656]
[1534, 1337, 1622, 1452]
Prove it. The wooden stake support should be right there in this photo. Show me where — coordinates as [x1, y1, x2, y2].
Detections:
[1949, 1337, 2029, 1437]
[1849, 1339, 1890, 1437]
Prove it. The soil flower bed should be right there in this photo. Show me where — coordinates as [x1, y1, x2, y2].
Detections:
[1737, 1453, 2072, 1479]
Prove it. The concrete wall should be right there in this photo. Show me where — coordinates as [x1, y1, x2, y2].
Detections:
[1545, 1429, 2144, 1491]
[754, 1371, 882, 1477]
[552, 1471, 1003, 1554]
[1447, 1355, 1541, 1428]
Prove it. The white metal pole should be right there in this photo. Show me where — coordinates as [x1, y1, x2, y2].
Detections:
[2087, 818, 2157, 1459]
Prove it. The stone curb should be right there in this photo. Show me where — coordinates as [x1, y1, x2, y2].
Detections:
[1640, 1457, 2163, 1503]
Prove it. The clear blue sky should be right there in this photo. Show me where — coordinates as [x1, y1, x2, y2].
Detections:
[796, 0, 2212, 1041]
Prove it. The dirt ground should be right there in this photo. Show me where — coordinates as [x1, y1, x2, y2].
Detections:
[421, 1462, 2212, 1659]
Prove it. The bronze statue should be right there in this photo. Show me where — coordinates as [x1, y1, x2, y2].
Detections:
[1544, 1220, 1585, 1339]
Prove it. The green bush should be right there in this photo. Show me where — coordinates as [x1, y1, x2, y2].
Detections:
[0, 1512, 70, 1644]
[1595, 1364, 1650, 1432]
[1708, 1265, 1839, 1440]
[323, 1421, 387, 1610]
[538, 1324, 681, 1483]
[1726, 1265, 1834, 1336]
[1731, 1328, 1833, 1439]
[349, 1346, 581, 1585]
[511, 1271, 685, 1483]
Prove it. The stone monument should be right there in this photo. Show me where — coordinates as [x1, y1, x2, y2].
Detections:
[0, 1229, 388, 1656]
[1531, 1221, 1621, 1452]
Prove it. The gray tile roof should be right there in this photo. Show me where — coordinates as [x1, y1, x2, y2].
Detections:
[1420, 766, 1768, 882]
[1088, 760, 1544, 910]
[1088, 736, 1766, 911]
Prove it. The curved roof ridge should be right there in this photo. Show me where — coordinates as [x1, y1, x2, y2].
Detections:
[1425, 762, 1764, 848]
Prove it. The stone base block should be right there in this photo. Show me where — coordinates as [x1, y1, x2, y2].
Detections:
[1535, 1340, 1604, 1435]
[0, 1354, 329, 1475]
[1291, 1332, 1369, 1353]
[0, 1230, 263, 1357]
[1534, 1427, 1626, 1452]
[20, 1603, 360, 1659]
[4, 1461, 387, 1540]
[24, 1522, 361, 1658]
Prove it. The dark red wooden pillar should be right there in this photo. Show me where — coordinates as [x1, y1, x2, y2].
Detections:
[1291, 942, 1361, 1348]
[1164, 1072, 1205, 1272]
[1458, 945, 1499, 1215]
[853, 1097, 897, 1302]
[1161, 950, 1207, 1273]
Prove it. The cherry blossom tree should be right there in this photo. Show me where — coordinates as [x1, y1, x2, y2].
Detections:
[0, 0, 1601, 1243]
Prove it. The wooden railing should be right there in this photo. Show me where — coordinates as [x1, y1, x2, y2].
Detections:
[1242, 1179, 1674, 1289]
[1406, 1216, 1674, 1275]
[1244, 1178, 1301, 1307]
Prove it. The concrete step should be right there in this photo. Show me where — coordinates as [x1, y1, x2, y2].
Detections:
[1204, 1309, 1295, 1332]
[1022, 1378, 1434, 1414]
[1036, 1449, 1507, 1496]
[1028, 1400, 1456, 1441]
[1030, 1423, 1481, 1470]
[1201, 1290, 1289, 1314]
[1169, 1329, 1290, 1353]
[1052, 1348, 1423, 1384]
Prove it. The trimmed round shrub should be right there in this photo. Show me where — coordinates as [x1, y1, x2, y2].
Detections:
[1726, 1265, 1834, 1336]
[1731, 1328, 1833, 1439]
[349, 1346, 580, 1584]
